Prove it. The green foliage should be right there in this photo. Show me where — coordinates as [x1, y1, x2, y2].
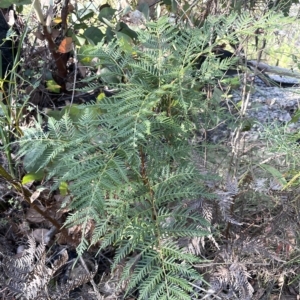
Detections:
[17, 15, 255, 299]
[69, 2, 137, 48]
[262, 122, 300, 190]
[0, 0, 31, 9]
[0, 19, 28, 177]
[269, 0, 300, 16]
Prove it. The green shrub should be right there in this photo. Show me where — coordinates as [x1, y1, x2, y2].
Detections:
[17, 14, 277, 299]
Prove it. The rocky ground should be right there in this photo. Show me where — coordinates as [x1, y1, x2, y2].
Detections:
[236, 76, 300, 126]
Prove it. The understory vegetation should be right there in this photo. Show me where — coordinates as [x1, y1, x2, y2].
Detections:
[1, 0, 300, 299]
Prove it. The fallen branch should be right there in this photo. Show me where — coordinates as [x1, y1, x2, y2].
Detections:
[247, 60, 300, 80]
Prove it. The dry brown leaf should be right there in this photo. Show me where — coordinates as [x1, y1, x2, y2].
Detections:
[68, 3, 75, 13]
[57, 37, 73, 53]
[26, 205, 46, 223]
[30, 190, 41, 203]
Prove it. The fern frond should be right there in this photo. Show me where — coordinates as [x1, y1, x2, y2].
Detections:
[124, 241, 202, 300]
[210, 262, 254, 300]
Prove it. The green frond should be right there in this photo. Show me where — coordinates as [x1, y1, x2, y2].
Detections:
[161, 241, 200, 264]
[124, 252, 158, 292]
[138, 267, 165, 299]
[64, 207, 100, 228]
[128, 246, 202, 300]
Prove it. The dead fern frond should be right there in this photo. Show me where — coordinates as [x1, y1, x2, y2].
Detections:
[52, 269, 98, 299]
[214, 176, 244, 226]
[0, 235, 98, 300]
[210, 262, 254, 300]
[51, 248, 69, 274]
[177, 201, 219, 255]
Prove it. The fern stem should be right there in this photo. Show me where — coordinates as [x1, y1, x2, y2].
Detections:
[139, 146, 157, 221]
[139, 147, 171, 298]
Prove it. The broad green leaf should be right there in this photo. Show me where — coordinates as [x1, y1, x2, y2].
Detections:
[48, 105, 101, 123]
[101, 17, 115, 28]
[78, 45, 95, 64]
[84, 27, 104, 45]
[118, 22, 138, 40]
[98, 7, 117, 22]
[138, 3, 149, 20]
[46, 80, 61, 93]
[105, 26, 115, 42]
[22, 171, 44, 184]
[77, 9, 94, 21]
[72, 34, 86, 46]
[116, 32, 133, 53]
[96, 92, 106, 102]
[74, 23, 88, 30]
[59, 181, 68, 196]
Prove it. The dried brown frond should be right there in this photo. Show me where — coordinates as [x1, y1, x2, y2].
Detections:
[0, 235, 97, 300]
[178, 201, 219, 255]
[209, 261, 254, 300]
